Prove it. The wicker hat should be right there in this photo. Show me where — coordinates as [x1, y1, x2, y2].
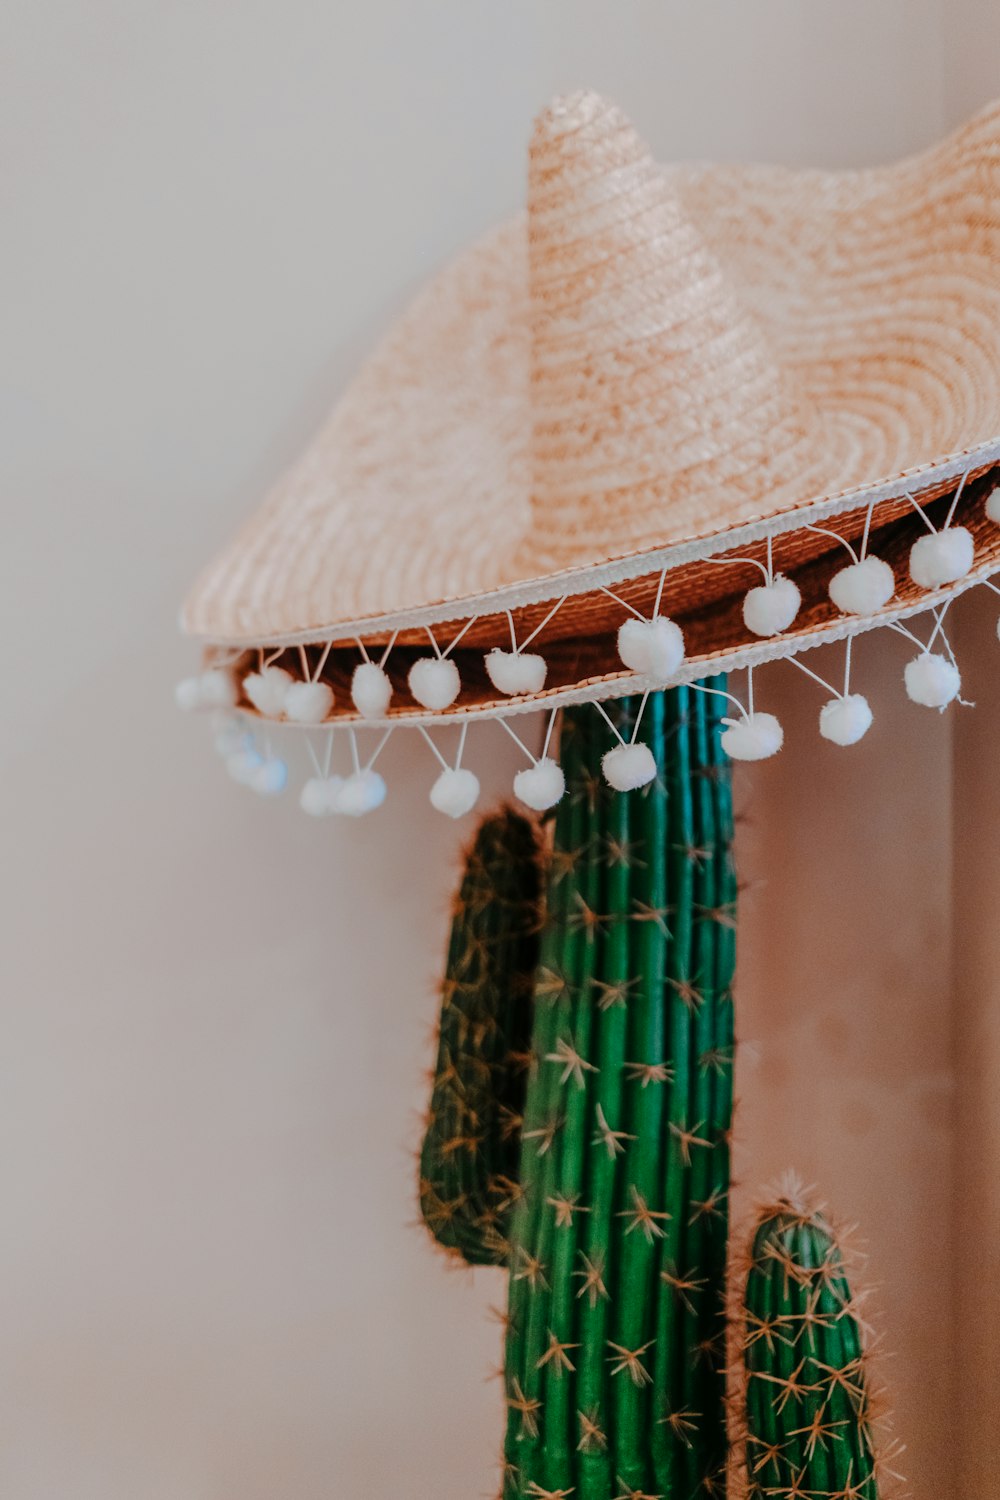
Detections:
[179, 90, 1000, 812]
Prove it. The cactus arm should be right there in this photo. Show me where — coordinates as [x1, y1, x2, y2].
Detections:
[419, 809, 544, 1267]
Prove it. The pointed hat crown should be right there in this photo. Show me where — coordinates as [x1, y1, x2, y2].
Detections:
[522, 90, 818, 571]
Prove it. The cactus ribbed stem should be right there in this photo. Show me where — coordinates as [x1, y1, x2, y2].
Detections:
[503, 683, 736, 1498]
[419, 809, 544, 1266]
[742, 1193, 882, 1500]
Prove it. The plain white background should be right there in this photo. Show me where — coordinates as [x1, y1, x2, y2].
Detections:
[3, 4, 999, 1497]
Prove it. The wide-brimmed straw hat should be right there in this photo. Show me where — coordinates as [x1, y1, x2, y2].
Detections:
[179, 90, 1000, 813]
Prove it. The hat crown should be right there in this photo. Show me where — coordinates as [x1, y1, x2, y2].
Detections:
[524, 91, 816, 570]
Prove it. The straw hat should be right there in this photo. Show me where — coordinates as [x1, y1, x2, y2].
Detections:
[179, 90, 1000, 812]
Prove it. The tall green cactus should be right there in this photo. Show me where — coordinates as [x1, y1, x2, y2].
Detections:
[741, 1191, 884, 1500]
[502, 685, 736, 1499]
[419, 808, 545, 1266]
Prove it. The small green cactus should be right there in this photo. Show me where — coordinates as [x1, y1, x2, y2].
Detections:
[419, 808, 545, 1266]
[501, 686, 736, 1499]
[740, 1188, 887, 1500]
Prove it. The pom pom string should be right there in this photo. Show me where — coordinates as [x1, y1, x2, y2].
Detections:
[786, 653, 840, 698]
[702, 553, 771, 583]
[540, 707, 558, 761]
[902, 490, 938, 536]
[860, 497, 876, 560]
[418, 726, 451, 772]
[943, 464, 973, 531]
[593, 698, 626, 745]
[652, 565, 668, 620]
[426, 616, 477, 661]
[497, 714, 537, 765]
[511, 594, 567, 653]
[600, 585, 646, 622]
[688, 678, 751, 722]
[629, 688, 651, 744]
[805, 523, 859, 564]
[456, 721, 469, 769]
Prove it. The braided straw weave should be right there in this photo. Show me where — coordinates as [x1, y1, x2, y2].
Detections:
[183, 90, 1000, 720]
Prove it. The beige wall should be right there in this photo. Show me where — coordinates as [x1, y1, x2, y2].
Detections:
[1, 3, 992, 1497]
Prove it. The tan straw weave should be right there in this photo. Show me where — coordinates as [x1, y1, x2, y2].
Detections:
[182, 90, 1000, 725]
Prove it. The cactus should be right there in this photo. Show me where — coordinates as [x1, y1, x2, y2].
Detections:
[501, 685, 736, 1499]
[740, 1189, 887, 1500]
[419, 688, 904, 1499]
[419, 808, 545, 1266]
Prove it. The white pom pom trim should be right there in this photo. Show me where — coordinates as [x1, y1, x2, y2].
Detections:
[986, 485, 1000, 525]
[243, 665, 293, 717]
[351, 661, 393, 719]
[334, 769, 387, 816]
[742, 575, 801, 637]
[819, 693, 873, 746]
[250, 758, 288, 796]
[284, 680, 335, 724]
[514, 758, 565, 811]
[828, 556, 895, 616]
[720, 712, 784, 761]
[300, 775, 344, 816]
[616, 616, 685, 683]
[602, 741, 657, 791]
[909, 527, 974, 590]
[485, 648, 547, 696]
[904, 652, 961, 708]
[408, 656, 461, 711]
[430, 766, 481, 818]
[176, 669, 237, 712]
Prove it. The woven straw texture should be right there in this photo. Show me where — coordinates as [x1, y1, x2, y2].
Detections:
[183, 90, 1000, 650]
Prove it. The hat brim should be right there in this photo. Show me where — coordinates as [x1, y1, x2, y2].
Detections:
[183, 104, 1000, 724]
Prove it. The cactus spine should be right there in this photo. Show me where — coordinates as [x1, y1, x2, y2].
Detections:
[502, 685, 736, 1499]
[420, 809, 545, 1266]
[741, 1191, 884, 1500]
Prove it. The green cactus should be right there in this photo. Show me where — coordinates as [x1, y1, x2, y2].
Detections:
[419, 808, 545, 1266]
[741, 1190, 885, 1500]
[501, 684, 736, 1500]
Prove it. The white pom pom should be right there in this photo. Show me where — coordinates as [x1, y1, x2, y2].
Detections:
[213, 715, 247, 757]
[243, 665, 293, 717]
[335, 769, 387, 816]
[351, 661, 393, 719]
[485, 649, 547, 696]
[996, 614, 1000, 644]
[986, 485, 1000, 524]
[226, 746, 263, 785]
[300, 775, 343, 816]
[828, 556, 895, 615]
[513, 758, 566, 811]
[819, 694, 873, 746]
[909, 527, 974, 589]
[284, 680, 334, 724]
[198, 668, 238, 710]
[904, 652, 961, 708]
[430, 766, 481, 818]
[175, 676, 204, 712]
[602, 742, 657, 791]
[408, 656, 461, 710]
[742, 575, 801, 637]
[616, 617, 685, 683]
[250, 758, 288, 796]
[720, 712, 784, 762]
